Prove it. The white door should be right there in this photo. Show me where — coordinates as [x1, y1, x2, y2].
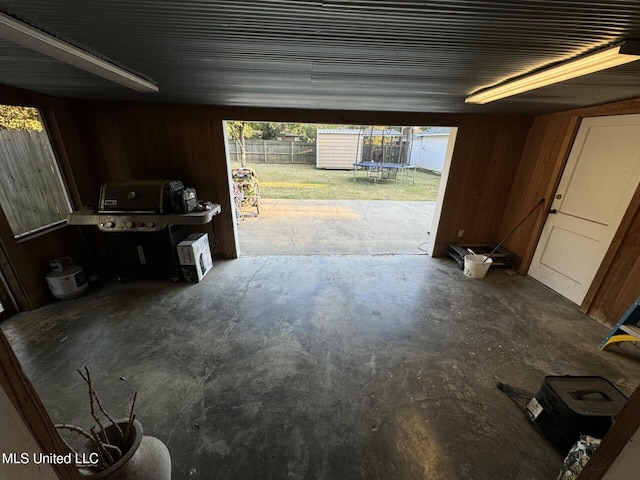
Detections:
[528, 114, 640, 305]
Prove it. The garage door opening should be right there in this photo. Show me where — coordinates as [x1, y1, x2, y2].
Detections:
[223, 121, 456, 256]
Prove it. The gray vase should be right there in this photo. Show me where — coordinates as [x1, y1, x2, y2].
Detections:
[80, 419, 171, 479]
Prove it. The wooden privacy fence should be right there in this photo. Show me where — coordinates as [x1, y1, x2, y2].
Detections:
[229, 140, 316, 164]
[0, 130, 71, 237]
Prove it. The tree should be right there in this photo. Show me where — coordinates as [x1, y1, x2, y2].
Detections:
[285, 123, 318, 143]
[260, 122, 287, 140]
[0, 105, 43, 131]
[226, 121, 261, 167]
[262, 123, 338, 143]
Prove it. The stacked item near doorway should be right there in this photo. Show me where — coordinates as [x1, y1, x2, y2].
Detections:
[232, 168, 260, 220]
[447, 243, 516, 268]
[177, 233, 213, 283]
[498, 375, 627, 455]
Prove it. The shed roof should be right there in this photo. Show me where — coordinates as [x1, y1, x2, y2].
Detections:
[317, 128, 403, 136]
[415, 127, 451, 137]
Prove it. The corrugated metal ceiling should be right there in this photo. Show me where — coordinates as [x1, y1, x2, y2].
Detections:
[1, 0, 640, 114]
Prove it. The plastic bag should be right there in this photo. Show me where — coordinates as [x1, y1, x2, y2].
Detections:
[557, 435, 601, 480]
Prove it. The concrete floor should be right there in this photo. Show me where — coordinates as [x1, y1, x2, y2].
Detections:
[3, 255, 640, 479]
[236, 199, 435, 255]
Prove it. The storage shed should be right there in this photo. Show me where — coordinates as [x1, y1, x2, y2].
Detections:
[315, 128, 403, 169]
[407, 127, 451, 173]
[316, 128, 363, 169]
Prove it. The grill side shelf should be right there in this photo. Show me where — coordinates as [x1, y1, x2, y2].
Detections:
[67, 204, 221, 232]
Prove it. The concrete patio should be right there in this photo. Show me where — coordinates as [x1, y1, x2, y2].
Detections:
[236, 199, 436, 256]
[3, 254, 640, 480]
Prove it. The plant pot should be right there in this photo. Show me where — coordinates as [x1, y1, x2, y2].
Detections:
[79, 419, 171, 480]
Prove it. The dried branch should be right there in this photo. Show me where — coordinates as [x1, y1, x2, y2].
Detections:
[53, 424, 81, 456]
[79, 367, 125, 440]
[90, 426, 114, 466]
[61, 367, 139, 470]
[56, 423, 110, 470]
[79, 367, 111, 447]
[55, 423, 94, 443]
[124, 392, 138, 441]
[102, 442, 122, 460]
[90, 382, 124, 440]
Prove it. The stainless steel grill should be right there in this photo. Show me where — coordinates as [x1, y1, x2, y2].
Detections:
[67, 180, 221, 281]
[68, 180, 220, 232]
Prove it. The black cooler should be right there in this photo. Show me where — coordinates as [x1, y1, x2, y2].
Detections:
[526, 375, 627, 452]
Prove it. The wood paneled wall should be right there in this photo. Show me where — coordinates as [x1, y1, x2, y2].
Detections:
[66, 104, 236, 260]
[0, 87, 539, 309]
[0, 86, 94, 311]
[4, 82, 640, 325]
[499, 111, 579, 272]
[64, 102, 534, 260]
[432, 121, 533, 256]
[500, 97, 640, 327]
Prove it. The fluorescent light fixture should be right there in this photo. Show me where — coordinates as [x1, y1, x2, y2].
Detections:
[466, 41, 640, 104]
[0, 12, 158, 92]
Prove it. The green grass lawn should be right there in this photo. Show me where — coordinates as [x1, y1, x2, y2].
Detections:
[232, 162, 441, 201]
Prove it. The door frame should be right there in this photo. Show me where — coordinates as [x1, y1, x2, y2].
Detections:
[523, 114, 640, 312]
[517, 117, 581, 276]
[222, 120, 454, 258]
[425, 127, 458, 257]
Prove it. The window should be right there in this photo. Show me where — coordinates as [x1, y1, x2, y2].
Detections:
[0, 105, 72, 239]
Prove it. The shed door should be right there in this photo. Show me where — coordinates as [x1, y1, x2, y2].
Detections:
[528, 114, 640, 305]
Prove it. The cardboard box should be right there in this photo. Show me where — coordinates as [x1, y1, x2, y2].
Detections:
[177, 233, 213, 282]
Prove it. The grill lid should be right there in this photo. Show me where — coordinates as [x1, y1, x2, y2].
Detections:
[99, 180, 180, 213]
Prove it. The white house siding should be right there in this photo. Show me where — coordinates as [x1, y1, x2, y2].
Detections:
[316, 129, 363, 169]
[408, 129, 450, 173]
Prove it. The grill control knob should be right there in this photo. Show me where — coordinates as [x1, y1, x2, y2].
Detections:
[146, 222, 156, 228]
[104, 221, 115, 229]
[126, 221, 134, 228]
